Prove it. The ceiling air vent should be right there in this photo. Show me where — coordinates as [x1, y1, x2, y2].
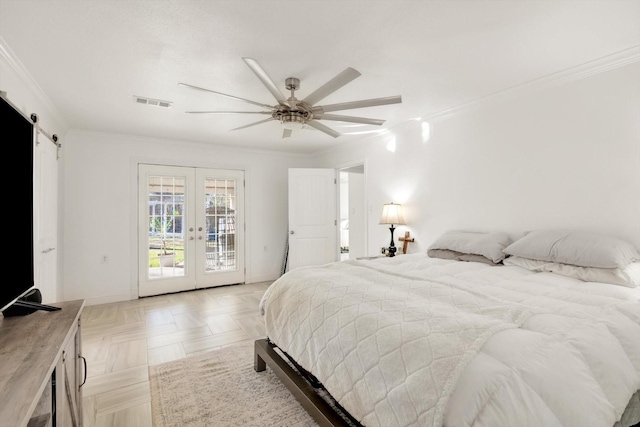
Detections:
[133, 95, 172, 108]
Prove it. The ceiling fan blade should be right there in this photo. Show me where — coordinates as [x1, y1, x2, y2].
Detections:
[302, 67, 361, 106]
[314, 114, 385, 126]
[282, 129, 292, 139]
[312, 95, 402, 113]
[230, 118, 275, 131]
[305, 120, 340, 138]
[178, 82, 274, 109]
[242, 57, 287, 105]
[185, 111, 272, 114]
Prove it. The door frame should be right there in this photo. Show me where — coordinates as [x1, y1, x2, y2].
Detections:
[130, 159, 250, 300]
[336, 159, 368, 258]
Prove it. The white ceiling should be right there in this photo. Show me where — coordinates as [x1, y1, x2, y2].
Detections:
[1, 1, 639, 154]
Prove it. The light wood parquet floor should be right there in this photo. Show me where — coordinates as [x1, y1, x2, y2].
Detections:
[80, 281, 272, 427]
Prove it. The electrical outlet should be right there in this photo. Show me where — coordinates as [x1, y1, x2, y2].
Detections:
[381, 247, 387, 254]
[263, 245, 269, 252]
[101, 255, 108, 264]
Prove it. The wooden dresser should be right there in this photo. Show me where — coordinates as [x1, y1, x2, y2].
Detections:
[0, 299, 85, 427]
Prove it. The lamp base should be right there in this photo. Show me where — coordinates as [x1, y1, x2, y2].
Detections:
[387, 224, 397, 257]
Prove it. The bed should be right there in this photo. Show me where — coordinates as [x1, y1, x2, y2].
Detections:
[255, 229, 640, 427]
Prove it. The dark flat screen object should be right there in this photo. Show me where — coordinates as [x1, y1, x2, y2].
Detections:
[2, 289, 61, 317]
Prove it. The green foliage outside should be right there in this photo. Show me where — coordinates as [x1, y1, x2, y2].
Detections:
[149, 209, 184, 267]
[148, 237, 185, 267]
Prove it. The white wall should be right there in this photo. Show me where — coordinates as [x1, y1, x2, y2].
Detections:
[313, 62, 640, 255]
[61, 130, 312, 304]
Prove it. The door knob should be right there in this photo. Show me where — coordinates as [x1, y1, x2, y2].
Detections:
[290, 230, 295, 235]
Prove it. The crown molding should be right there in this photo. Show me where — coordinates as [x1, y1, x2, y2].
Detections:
[421, 45, 640, 123]
[313, 45, 640, 158]
[0, 36, 69, 130]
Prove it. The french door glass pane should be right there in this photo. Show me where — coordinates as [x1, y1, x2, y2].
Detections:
[204, 178, 236, 272]
[147, 175, 185, 279]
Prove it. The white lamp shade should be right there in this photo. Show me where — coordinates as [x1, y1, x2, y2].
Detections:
[379, 202, 405, 225]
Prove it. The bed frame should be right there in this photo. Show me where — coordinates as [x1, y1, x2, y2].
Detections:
[255, 337, 640, 427]
[254, 338, 363, 427]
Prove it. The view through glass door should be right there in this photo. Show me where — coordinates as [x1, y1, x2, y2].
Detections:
[138, 164, 244, 297]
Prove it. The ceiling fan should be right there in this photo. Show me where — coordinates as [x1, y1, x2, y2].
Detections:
[178, 57, 402, 139]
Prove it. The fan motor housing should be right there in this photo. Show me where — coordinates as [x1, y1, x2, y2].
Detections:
[285, 77, 300, 91]
[273, 109, 309, 124]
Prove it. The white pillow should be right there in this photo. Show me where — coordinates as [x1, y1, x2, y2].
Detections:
[428, 230, 512, 263]
[504, 256, 640, 288]
[426, 248, 500, 265]
[502, 229, 640, 269]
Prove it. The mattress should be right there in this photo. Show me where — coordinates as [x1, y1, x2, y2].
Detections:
[259, 254, 640, 427]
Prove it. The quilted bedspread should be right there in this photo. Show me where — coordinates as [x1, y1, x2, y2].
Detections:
[259, 254, 640, 427]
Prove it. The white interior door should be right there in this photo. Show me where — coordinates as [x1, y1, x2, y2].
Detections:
[288, 168, 337, 271]
[138, 164, 244, 297]
[34, 131, 58, 303]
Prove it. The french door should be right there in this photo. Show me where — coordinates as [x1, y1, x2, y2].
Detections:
[138, 164, 244, 297]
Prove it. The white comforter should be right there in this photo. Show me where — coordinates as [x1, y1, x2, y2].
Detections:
[259, 254, 640, 427]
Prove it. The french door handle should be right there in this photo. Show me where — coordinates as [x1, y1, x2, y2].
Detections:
[42, 247, 56, 253]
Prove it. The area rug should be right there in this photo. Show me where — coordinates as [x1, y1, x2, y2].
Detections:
[149, 341, 318, 427]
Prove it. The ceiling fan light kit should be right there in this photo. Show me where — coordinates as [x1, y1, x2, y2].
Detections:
[280, 113, 306, 130]
[179, 57, 402, 139]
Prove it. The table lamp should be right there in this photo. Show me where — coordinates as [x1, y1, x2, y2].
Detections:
[379, 202, 405, 257]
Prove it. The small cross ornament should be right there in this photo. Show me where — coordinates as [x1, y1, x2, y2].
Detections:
[399, 231, 415, 254]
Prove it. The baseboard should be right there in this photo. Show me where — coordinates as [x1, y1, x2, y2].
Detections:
[84, 293, 133, 306]
[85, 279, 277, 306]
[247, 273, 279, 284]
